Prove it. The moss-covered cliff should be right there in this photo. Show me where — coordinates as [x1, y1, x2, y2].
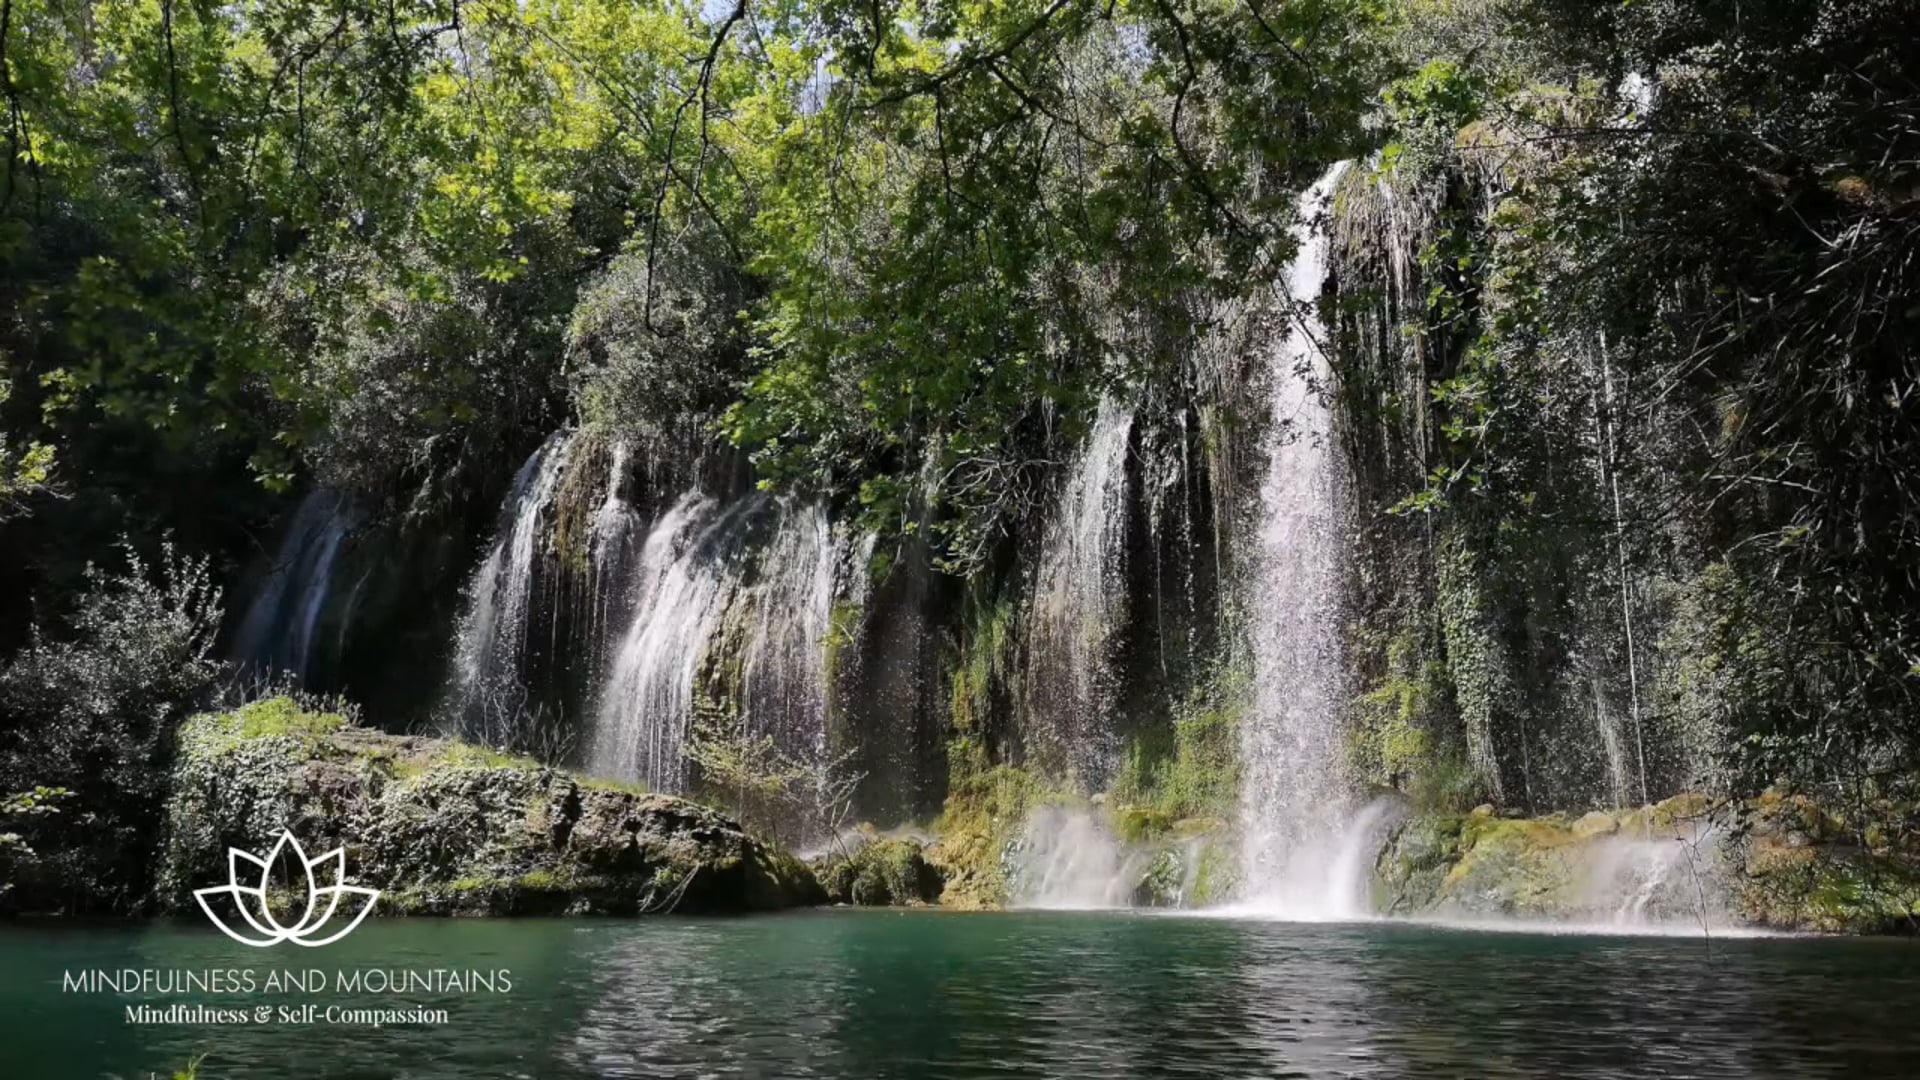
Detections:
[156, 698, 823, 916]
[1373, 795, 1920, 934]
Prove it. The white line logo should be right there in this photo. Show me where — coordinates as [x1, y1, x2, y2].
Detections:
[194, 830, 380, 947]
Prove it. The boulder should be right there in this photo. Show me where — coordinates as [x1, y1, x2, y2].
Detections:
[156, 698, 823, 916]
[813, 837, 944, 906]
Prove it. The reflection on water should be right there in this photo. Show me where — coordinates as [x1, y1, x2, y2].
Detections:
[1, 912, 1916, 1079]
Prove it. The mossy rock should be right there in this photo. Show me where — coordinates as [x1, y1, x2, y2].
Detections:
[1441, 816, 1581, 915]
[1571, 811, 1619, 840]
[1733, 795, 1920, 933]
[1131, 849, 1185, 908]
[1373, 815, 1464, 914]
[1112, 805, 1176, 844]
[927, 764, 1053, 909]
[157, 697, 823, 916]
[1735, 841, 1920, 933]
[1371, 791, 1920, 932]
[1186, 835, 1239, 907]
[813, 838, 944, 906]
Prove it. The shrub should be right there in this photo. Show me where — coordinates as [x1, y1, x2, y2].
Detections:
[0, 543, 222, 911]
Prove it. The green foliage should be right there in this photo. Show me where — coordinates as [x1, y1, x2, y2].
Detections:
[949, 596, 1018, 740]
[818, 838, 943, 906]
[569, 225, 748, 445]
[1380, 59, 1487, 173]
[203, 696, 348, 742]
[0, 374, 54, 518]
[931, 759, 1059, 908]
[1110, 669, 1245, 833]
[686, 713, 809, 811]
[0, 542, 222, 911]
[0, 0, 1395, 581]
[0, 785, 70, 898]
[722, 0, 1388, 570]
[683, 708, 864, 849]
[1335, 0, 1920, 826]
[1348, 616, 1483, 811]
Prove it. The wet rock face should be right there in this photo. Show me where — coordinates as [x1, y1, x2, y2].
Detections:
[157, 698, 823, 916]
[1372, 801, 1731, 924]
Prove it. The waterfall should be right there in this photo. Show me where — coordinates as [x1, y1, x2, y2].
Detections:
[1582, 821, 1725, 929]
[444, 431, 576, 737]
[589, 492, 754, 791]
[1021, 400, 1135, 786]
[234, 489, 356, 683]
[740, 501, 835, 763]
[1236, 162, 1364, 919]
[587, 440, 643, 676]
[1591, 673, 1635, 810]
[588, 491, 839, 795]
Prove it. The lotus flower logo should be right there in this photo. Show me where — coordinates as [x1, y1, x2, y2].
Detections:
[195, 830, 380, 947]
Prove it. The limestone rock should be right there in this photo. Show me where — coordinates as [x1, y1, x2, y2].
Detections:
[156, 698, 823, 916]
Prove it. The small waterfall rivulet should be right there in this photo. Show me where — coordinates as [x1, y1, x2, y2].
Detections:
[739, 501, 835, 764]
[1237, 161, 1370, 918]
[1020, 400, 1135, 786]
[582, 439, 646, 685]
[444, 431, 576, 734]
[234, 489, 357, 683]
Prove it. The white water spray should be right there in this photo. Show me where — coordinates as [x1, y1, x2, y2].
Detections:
[740, 501, 836, 763]
[1022, 400, 1135, 786]
[444, 431, 576, 733]
[590, 492, 753, 791]
[1236, 162, 1369, 919]
[1586, 819, 1725, 929]
[588, 490, 838, 794]
[1009, 805, 1137, 910]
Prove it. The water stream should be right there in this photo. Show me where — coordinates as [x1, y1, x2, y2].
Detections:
[587, 491, 838, 794]
[1237, 161, 1362, 917]
[739, 501, 836, 765]
[1008, 805, 1137, 910]
[443, 432, 577, 738]
[589, 491, 755, 791]
[232, 489, 357, 684]
[1020, 400, 1135, 787]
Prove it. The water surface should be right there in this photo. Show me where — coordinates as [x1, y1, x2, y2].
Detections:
[2, 911, 1915, 1078]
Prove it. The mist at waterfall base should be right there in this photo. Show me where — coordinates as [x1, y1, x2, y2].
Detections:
[6, 914, 1915, 1080]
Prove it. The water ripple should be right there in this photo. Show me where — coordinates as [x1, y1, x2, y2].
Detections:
[1, 911, 1915, 1079]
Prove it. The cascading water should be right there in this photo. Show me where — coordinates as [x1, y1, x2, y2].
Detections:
[233, 489, 357, 683]
[589, 492, 755, 791]
[589, 491, 840, 798]
[586, 440, 644, 676]
[1236, 161, 1367, 919]
[444, 431, 576, 736]
[1021, 399, 1135, 786]
[740, 501, 835, 764]
[1009, 805, 1137, 910]
[1583, 815, 1726, 929]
